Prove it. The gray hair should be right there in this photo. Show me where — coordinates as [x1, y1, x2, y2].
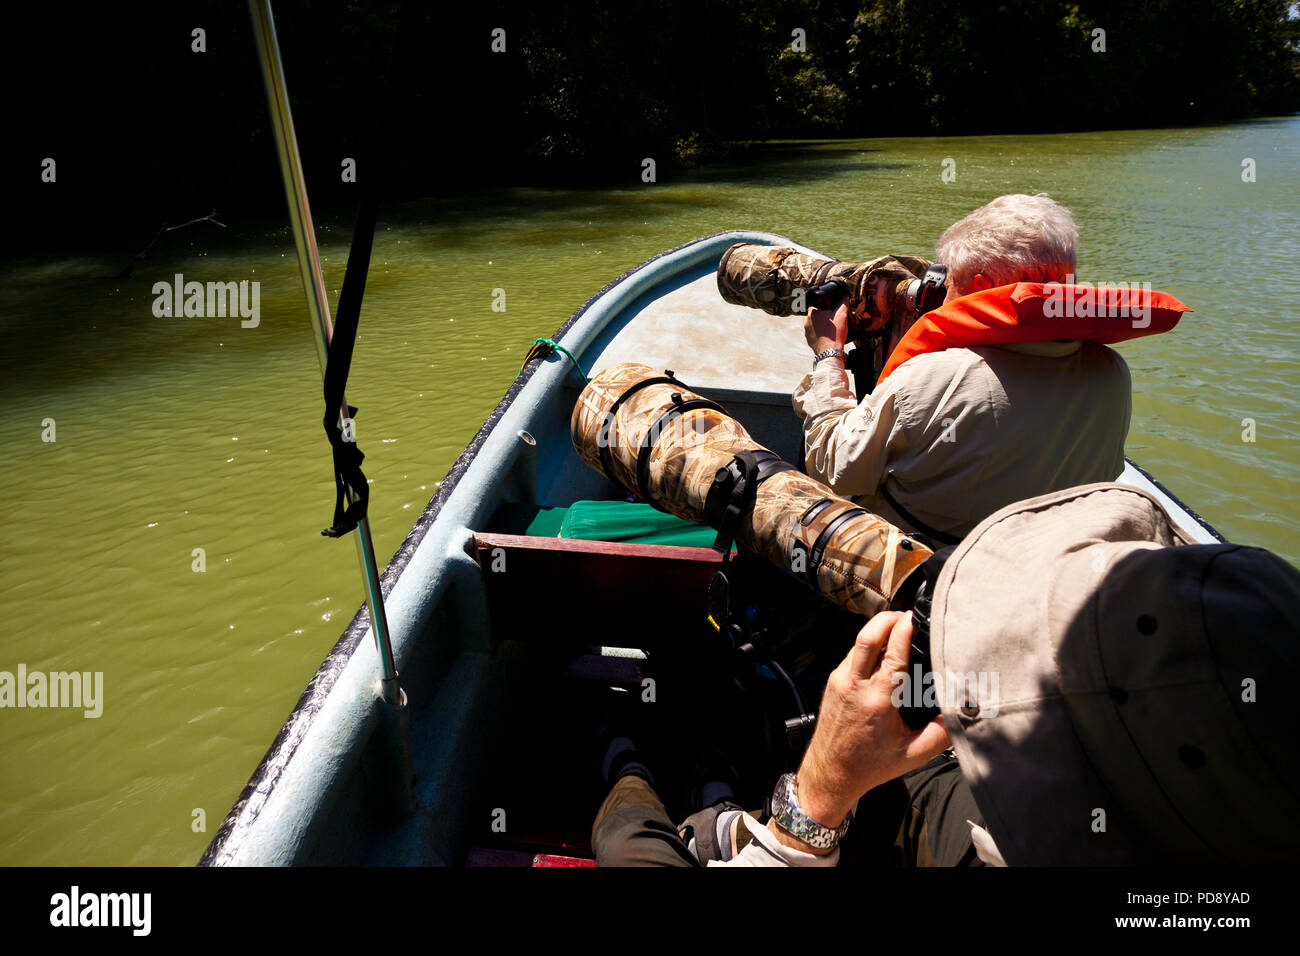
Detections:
[935, 193, 1078, 294]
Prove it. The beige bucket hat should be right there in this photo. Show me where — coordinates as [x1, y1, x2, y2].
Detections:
[930, 482, 1300, 865]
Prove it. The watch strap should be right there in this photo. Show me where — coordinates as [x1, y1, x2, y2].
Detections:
[769, 773, 852, 849]
[812, 348, 845, 368]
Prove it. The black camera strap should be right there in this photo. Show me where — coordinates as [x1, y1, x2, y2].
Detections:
[879, 484, 961, 546]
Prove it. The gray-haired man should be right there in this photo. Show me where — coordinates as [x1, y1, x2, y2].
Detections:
[797, 194, 1134, 544]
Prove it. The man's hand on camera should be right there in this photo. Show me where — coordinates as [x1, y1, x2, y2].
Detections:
[768, 611, 951, 854]
[804, 301, 849, 355]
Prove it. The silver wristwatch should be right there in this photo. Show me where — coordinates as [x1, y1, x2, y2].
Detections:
[769, 773, 852, 849]
[812, 348, 844, 368]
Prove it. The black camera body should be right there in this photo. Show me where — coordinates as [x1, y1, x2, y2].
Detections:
[807, 263, 949, 318]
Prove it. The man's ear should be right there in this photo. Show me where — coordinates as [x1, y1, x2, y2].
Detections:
[970, 273, 994, 292]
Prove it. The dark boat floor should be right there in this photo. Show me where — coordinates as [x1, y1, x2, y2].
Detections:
[458, 513, 877, 865]
[460, 630, 914, 867]
[462, 646, 775, 863]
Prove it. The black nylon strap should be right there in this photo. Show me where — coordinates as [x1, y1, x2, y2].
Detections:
[635, 396, 726, 502]
[799, 498, 833, 526]
[703, 449, 796, 554]
[320, 190, 377, 538]
[596, 371, 686, 479]
[318, 4, 413, 538]
[751, 451, 796, 484]
[805, 507, 868, 589]
[323, 193, 375, 419]
[321, 404, 368, 538]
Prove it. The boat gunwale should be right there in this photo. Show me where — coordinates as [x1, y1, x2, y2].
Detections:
[1120, 457, 1226, 544]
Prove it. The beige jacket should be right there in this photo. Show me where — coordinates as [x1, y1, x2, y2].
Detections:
[792, 342, 1132, 540]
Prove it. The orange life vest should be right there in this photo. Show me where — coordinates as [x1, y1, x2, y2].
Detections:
[876, 283, 1191, 382]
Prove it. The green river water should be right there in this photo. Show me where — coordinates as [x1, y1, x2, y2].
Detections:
[2, 119, 1297, 865]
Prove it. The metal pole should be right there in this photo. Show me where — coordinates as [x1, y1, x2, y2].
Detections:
[249, 0, 401, 706]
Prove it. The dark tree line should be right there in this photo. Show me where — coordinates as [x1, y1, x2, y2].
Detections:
[6, 0, 1297, 256]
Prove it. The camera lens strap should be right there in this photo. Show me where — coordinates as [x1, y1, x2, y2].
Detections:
[635, 392, 728, 503]
[596, 370, 688, 479]
[703, 449, 796, 554]
[798, 506, 869, 591]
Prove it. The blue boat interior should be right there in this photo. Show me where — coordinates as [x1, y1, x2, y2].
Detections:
[201, 233, 1221, 868]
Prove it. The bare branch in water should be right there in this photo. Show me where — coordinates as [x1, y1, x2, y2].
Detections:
[116, 211, 227, 278]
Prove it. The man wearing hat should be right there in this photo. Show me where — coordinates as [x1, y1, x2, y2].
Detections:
[592, 482, 1300, 865]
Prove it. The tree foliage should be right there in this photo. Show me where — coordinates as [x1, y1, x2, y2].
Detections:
[6, 0, 1298, 254]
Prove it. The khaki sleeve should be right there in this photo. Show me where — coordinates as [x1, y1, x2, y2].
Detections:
[706, 813, 841, 868]
[791, 357, 906, 496]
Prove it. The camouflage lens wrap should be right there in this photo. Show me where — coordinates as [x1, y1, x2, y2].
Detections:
[571, 362, 931, 616]
[571, 362, 750, 524]
[873, 254, 933, 313]
[715, 242, 844, 316]
[716, 244, 934, 331]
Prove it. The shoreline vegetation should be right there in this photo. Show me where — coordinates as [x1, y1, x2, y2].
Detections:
[6, 0, 1298, 258]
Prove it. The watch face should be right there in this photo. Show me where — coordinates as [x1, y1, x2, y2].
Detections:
[772, 774, 794, 816]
